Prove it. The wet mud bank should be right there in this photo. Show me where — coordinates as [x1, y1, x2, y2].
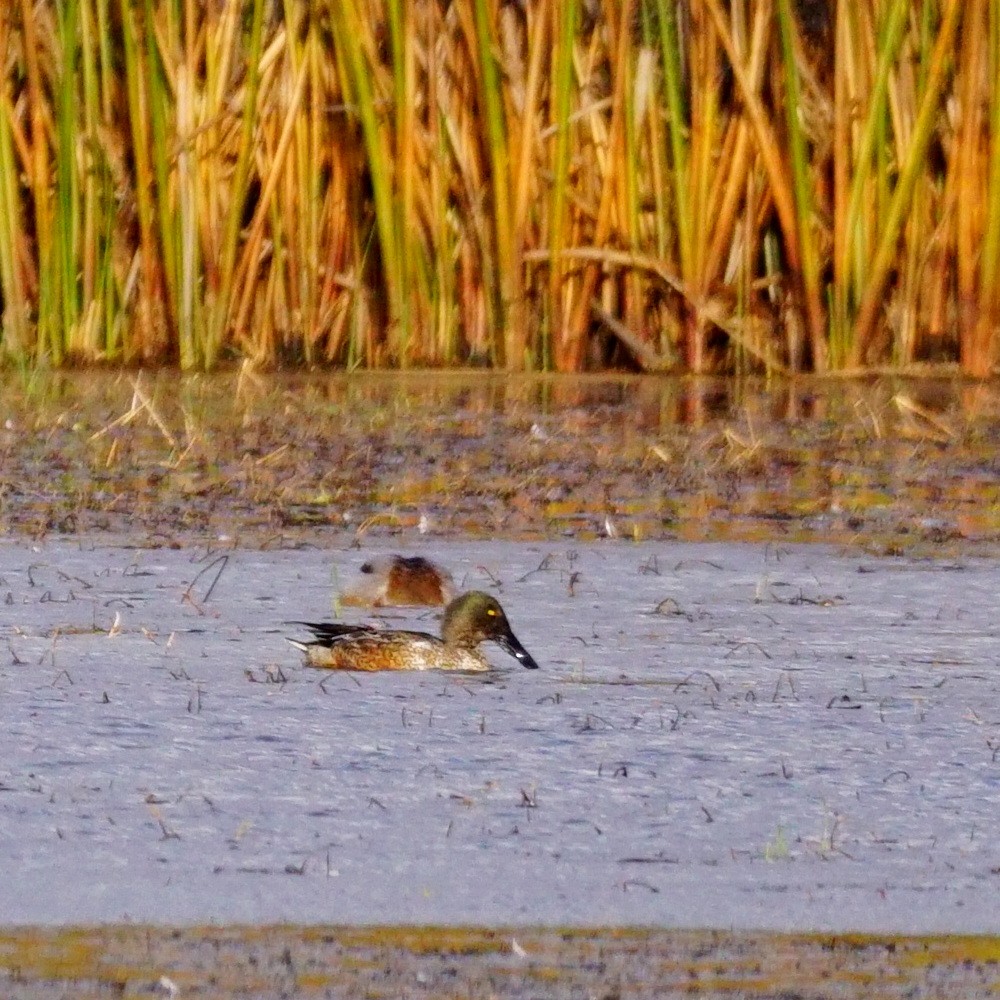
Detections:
[3, 369, 1000, 552]
[2, 925, 999, 999]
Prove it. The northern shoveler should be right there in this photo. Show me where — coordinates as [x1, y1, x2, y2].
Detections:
[289, 591, 539, 672]
[340, 555, 456, 607]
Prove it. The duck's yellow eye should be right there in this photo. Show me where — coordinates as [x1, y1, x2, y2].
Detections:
[486, 607, 497, 616]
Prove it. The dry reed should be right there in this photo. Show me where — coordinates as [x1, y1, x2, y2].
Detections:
[0, 2, 996, 374]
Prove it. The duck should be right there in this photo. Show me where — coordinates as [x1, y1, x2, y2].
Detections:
[340, 555, 455, 607]
[288, 591, 539, 672]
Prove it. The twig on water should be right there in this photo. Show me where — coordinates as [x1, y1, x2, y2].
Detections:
[182, 554, 229, 608]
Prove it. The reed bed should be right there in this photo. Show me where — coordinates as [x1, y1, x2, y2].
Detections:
[0, 2, 997, 374]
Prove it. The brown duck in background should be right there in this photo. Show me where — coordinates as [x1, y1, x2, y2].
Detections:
[340, 555, 455, 607]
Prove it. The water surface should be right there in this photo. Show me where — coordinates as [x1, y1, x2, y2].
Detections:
[2, 538, 997, 933]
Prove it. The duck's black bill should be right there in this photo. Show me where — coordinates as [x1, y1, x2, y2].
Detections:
[499, 631, 540, 669]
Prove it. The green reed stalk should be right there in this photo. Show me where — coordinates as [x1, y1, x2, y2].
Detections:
[776, 0, 825, 371]
[80, 0, 122, 359]
[53, 0, 85, 365]
[830, 3, 851, 363]
[145, 0, 182, 364]
[387, 0, 410, 354]
[688, 12, 715, 298]
[79, 0, 97, 350]
[655, 0, 690, 282]
[301, 10, 322, 361]
[179, 0, 205, 369]
[548, 0, 578, 371]
[472, 0, 519, 366]
[685, 3, 726, 371]
[276, 0, 302, 357]
[622, 38, 645, 345]
[850, 0, 962, 365]
[92, 0, 120, 357]
[834, 0, 908, 367]
[200, 2, 236, 351]
[895, 60, 925, 366]
[95, 0, 114, 122]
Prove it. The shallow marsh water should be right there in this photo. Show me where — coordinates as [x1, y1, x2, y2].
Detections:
[4, 368, 1000, 548]
[2, 537, 998, 934]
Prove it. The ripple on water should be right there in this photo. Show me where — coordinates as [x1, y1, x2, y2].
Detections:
[0, 538, 999, 934]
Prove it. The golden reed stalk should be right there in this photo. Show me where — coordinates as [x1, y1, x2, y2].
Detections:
[0, 2, 996, 375]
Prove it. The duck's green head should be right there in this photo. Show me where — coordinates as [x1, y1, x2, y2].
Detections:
[442, 591, 539, 669]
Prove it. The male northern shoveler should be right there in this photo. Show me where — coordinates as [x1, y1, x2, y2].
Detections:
[340, 555, 456, 607]
[289, 591, 539, 672]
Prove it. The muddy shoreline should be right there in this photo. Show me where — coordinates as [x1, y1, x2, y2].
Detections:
[2, 925, 999, 999]
[2, 369, 1000, 554]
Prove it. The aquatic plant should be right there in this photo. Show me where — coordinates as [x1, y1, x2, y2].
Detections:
[0, 2, 997, 374]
